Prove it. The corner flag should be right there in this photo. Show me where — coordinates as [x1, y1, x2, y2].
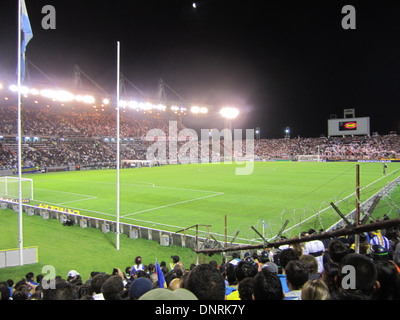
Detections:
[19, 0, 33, 82]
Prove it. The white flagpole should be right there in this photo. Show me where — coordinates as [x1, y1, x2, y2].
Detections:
[17, 0, 24, 266]
[116, 41, 120, 251]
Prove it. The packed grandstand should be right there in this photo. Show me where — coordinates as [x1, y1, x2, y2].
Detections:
[0, 102, 399, 171]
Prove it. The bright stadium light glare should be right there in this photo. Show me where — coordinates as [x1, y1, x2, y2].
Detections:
[200, 107, 208, 114]
[0, 82, 3, 90]
[82, 95, 95, 104]
[128, 100, 138, 109]
[156, 104, 166, 111]
[55, 90, 74, 102]
[9, 84, 18, 92]
[20, 86, 30, 95]
[220, 107, 239, 119]
[102, 98, 110, 105]
[30, 88, 39, 95]
[191, 106, 200, 114]
[119, 100, 127, 107]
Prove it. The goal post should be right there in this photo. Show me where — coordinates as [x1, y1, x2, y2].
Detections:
[0, 176, 33, 201]
[297, 154, 321, 162]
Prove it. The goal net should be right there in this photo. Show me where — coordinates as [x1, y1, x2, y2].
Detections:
[297, 154, 321, 162]
[0, 176, 33, 201]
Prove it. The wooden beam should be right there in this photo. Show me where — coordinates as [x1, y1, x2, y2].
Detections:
[195, 217, 400, 254]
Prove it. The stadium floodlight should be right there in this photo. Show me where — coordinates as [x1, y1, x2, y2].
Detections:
[118, 100, 127, 107]
[200, 107, 208, 114]
[191, 106, 200, 114]
[156, 104, 166, 111]
[220, 107, 239, 119]
[9, 84, 29, 95]
[40, 89, 74, 102]
[0, 82, 3, 89]
[128, 100, 138, 109]
[76, 94, 95, 104]
[30, 88, 39, 95]
[102, 98, 110, 105]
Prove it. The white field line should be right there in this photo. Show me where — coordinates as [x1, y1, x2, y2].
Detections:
[33, 188, 98, 205]
[121, 192, 224, 218]
[32, 183, 224, 221]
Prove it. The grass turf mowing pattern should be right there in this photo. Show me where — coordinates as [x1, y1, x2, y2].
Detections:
[23, 161, 400, 239]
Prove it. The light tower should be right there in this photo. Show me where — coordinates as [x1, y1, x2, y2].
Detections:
[220, 107, 239, 131]
[285, 126, 290, 139]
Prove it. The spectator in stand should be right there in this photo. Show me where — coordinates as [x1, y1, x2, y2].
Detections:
[369, 230, 391, 251]
[186, 264, 226, 300]
[25, 272, 38, 287]
[42, 280, 77, 300]
[226, 260, 258, 300]
[321, 261, 340, 297]
[326, 239, 349, 264]
[303, 229, 325, 274]
[301, 279, 330, 300]
[170, 255, 180, 270]
[333, 253, 380, 300]
[129, 277, 153, 300]
[238, 277, 255, 300]
[278, 248, 299, 293]
[253, 268, 284, 300]
[374, 260, 400, 300]
[225, 262, 238, 297]
[101, 275, 126, 300]
[300, 254, 320, 279]
[160, 261, 169, 275]
[130, 256, 145, 277]
[90, 273, 106, 300]
[284, 260, 310, 300]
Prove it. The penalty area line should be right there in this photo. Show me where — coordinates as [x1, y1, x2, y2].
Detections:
[121, 192, 224, 218]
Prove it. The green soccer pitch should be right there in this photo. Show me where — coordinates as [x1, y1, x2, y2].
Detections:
[1, 160, 399, 283]
[24, 161, 400, 241]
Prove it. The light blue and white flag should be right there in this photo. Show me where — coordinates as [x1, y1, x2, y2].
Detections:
[19, 0, 33, 82]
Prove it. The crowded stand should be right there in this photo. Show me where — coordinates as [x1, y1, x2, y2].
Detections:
[0, 103, 399, 171]
[2, 227, 400, 300]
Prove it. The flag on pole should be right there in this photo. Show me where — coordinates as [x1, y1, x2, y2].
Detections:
[155, 259, 166, 288]
[19, 0, 33, 82]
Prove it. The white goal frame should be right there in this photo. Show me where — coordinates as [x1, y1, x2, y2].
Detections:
[297, 154, 321, 162]
[0, 176, 34, 201]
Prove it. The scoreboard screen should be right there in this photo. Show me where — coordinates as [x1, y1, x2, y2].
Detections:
[339, 121, 358, 131]
[328, 117, 370, 136]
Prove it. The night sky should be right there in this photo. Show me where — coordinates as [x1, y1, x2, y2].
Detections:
[1, 0, 400, 138]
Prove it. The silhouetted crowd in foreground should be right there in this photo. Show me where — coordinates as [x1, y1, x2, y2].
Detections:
[2, 227, 400, 301]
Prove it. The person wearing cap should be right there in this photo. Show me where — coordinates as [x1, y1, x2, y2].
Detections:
[303, 229, 325, 274]
[369, 244, 390, 262]
[67, 270, 81, 283]
[129, 277, 153, 300]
